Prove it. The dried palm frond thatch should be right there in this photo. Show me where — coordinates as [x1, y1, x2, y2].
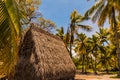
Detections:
[14, 26, 76, 80]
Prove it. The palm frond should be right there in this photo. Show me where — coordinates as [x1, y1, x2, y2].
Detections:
[92, 2, 104, 23]
[77, 24, 92, 31]
[84, 0, 103, 16]
[0, 0, 21, 77]
[70, 10, 82, 23]
[98, 3, 111, 27]
[4, 0, 21, 35]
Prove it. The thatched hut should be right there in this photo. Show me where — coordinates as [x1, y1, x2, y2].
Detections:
[14, 26, 76, 80]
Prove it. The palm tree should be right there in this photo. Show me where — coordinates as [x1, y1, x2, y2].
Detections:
[89, 35, 100, 74]
[0, 0, 21, 78]
[74, 33, 89, 73]
[70, 10, 92, 58]
[56, 27, 64, 40]
[99, 44, 115, 74]
[96, 28, 110, 46]
[95, 28, 111, 73]
[85, 0, 120, 76]
[0, 0, 41, 78]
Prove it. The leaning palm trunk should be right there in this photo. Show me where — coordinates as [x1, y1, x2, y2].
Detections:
[112, 7, 120, 76]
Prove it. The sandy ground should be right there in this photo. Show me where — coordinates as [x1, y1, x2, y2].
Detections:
[75, 74, 120, 80]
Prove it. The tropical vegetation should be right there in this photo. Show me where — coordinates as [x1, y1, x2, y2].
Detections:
[1, 0, 120, 79]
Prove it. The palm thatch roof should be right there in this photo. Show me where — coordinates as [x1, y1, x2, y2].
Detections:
[14, 26, 76, 80]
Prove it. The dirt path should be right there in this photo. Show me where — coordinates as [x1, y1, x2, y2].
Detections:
[75, 74, 120, 80]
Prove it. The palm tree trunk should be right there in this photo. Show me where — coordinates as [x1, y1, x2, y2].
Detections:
[94, 59, 97, 75]
[105, 59, 109, 74]
[105, 65, 109, 74]
[69, 42, 72, 58]
[90, 55, 94, 72]
[84, 55, 88, 73]
[84, 55, 86, 73]
[69, 27, 73, 58]
[82, 54, 85, 73]
[94, 50, 97, 75]
[105, 57, 109, 74]
[112, 7, 120, 76]
[85, 55, 89, 73]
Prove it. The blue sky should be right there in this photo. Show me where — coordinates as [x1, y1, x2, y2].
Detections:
[39, 0, 100, 36]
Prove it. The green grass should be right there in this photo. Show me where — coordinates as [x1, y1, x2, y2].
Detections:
[87, 69, 93, 72]
[110, 75, 120, 78]
[109, 71, 117, 74]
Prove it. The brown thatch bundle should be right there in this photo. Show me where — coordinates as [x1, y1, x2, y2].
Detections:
[14, 26, 76, 80]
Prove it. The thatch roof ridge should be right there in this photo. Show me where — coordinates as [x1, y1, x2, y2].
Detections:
[30, 26, 62, 41]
